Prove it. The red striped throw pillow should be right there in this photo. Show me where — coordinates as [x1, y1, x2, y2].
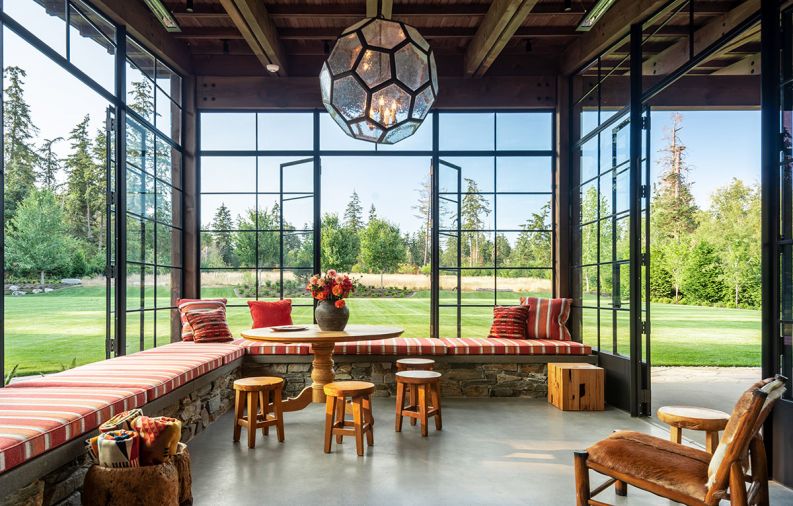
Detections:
[184, 308, 233, 343]
[520, 297, 573, 341]
[177, 298, 227, 341]
[487, 306, 531, 340]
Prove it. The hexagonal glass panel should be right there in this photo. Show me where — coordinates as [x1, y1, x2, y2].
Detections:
[328, 106, 352, 135]
[369, 84, 411, 128]
[395, 43, 429, 91]
[412, 86, 435, 120]
[361, 19, 405, 49]
[341, 18, 371, 36]
[382, 121, 419, 144]
[351, 120, 384, 143]
[429, 52, 439, 94]
[356, 49, 391, 88]
[328, 33, 362, 75]
[320, 63, 332, 103]
[332, 76, 367, 121]
[405, 24, 430, 52]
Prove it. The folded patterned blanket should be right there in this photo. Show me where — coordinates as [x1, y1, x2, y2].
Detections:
[99, 409, 143, 433]
[132, 416, 182, 465]
[97, 430, 140, 468]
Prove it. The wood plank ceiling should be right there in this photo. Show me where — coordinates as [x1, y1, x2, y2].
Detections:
[160, 0, 754, 78]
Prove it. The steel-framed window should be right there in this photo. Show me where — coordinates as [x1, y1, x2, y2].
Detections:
[197, 109, 555, 339]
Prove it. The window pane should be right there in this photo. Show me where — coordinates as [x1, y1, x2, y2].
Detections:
[439, 113, 494, 151]
[257, 113, 313, 150]
[6, 0, 66, 55]
[69, 3, 115, 92]
[201, 157, 256, 193]
[156, 59, 182, 106]
[200, 269, 255, 305]
[201, 113, 256, 151]
[496, 194, 551, 230]
[496, 157, 551, 193]
[497, 231, 551, 268]
[201, 194, 256, 229]
[496, 112, 552, 151]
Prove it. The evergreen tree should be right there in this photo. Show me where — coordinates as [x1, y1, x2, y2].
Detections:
[510, 203, 550, 272]
[412, 175, 432, 266]
[3, 66, 40, 222]
[37, 137, 63, 191]
[344, 190, 364, 231]
[128, 80, 155, 119]
[578, 186, 611, 293]
[461, 178, 491, 266]
[652, 113, 698, 241]
[64, 115, 100, 242]
[6, 189, 74, 285]
[211, 203, 236, 267]
[681, 239, 726, 304]
[368, 203, 377, 222]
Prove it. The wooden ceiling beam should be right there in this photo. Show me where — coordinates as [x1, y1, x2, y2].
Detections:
[272, 26, 578, 40]
[560, 0, 672, 76]
[218, 0, 287, 76]
[711, 53, 760, 75]
[465, 0, 540, 78]
[643, 0, 760, 76]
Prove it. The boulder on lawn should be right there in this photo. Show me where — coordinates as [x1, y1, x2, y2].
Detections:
[7, 285, 19, 291]
[31, 289, 43, 294]
[61, 278, 82, 285]
[12, 291, 26, 296]
[44, 288, 55, 293]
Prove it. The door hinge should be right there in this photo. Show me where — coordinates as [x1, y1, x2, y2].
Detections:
[641, 115, 651, 130]
[108, 339, 115, 353]
[641, 320, 648, 334]
[641, 252, 649, 266]
[107, 264, 115, 279]
[640, 184, 649, 198]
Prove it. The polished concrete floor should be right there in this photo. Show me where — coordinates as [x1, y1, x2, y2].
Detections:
[189, 398, 793, 505]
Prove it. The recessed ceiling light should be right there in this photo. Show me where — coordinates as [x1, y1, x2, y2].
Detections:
[577, 0, 617, 32]
[142, 0, 181, 32]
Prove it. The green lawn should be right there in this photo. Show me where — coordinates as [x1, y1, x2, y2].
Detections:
[3, 287, 761, 375]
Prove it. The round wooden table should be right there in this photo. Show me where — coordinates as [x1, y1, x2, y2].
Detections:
[657, 405, 730, 454]
[241, 324, 403, 412]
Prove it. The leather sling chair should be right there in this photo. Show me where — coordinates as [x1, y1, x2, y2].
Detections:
[573, 376, 787, 506]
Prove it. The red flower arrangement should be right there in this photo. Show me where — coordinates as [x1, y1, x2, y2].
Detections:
[306, 270, 356, 308]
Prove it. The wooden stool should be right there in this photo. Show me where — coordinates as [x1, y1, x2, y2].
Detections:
[547, 363, 604, 411]
[395, 370, 442, 437]
[657, 405, 730, 454]
[396, 358, 435, 427]
[233, 377, 285, 448]
[323, 381, 375, 456]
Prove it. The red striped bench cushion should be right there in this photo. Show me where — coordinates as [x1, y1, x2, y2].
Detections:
[6, 354, 225, 401]
[231, 338, 311, 356]
[0, 387, 146, 474]
[334, 338, 447, 355]
[440, 337, 591, 355]
[137, 341, 245, 364]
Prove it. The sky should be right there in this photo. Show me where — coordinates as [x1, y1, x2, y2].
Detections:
[4, 0, 762, 234]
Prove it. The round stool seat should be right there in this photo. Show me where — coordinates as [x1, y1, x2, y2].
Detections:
[234, 377, 284, 391]
[396, 358, 436, 370]
[324, 381, 376, 397]
[657, 406, 730, 432]
[396, 370, 442, 384]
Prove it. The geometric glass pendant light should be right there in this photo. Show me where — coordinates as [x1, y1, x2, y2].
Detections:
[319, 16, 438, 144]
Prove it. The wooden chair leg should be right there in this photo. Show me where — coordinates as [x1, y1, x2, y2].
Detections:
[670, 425, 683, 444]
[259, 390, 269, 436]
[323, 395, 336, 454]
[352, 397, 365, 456]
[409, 384, 418, 426]
[247, 391, 259, 449]
[273, 388, 285, 443]
[395, 381, 405, 432]
[362, 395, 374, 447]
[335, 396, 346, 444]
[573, 451, 591, 506]
[430, 382, 442, 431]
[233, 390, 244, 442]
[750, 436, 770, 506]
[705, 430, 719, 454]
[418, 384, 429, 437]
[730, 461, 748, 506]
[615, 479, 628, 496]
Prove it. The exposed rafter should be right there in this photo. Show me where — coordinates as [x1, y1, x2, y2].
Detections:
[560, 0, 671, 75]
[711, 53, 760, 76]
[218, 0, 287, 76]
[465, 0, 540, 78]
[643, 0, 760, 76]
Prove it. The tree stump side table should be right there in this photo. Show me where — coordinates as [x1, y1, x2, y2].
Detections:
[548, 363, 604, 411]
[657, 405, 730, 454]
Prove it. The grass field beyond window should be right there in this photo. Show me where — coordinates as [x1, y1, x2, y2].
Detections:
[4, 287, 760, 375]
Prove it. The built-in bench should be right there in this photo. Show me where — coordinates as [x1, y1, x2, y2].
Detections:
[0, 336, 591, 505]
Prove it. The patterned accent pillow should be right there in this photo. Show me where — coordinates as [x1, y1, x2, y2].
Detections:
[487, 305, 531, 340]
[519, 297, 573, 340]
[184, 308, 233, 343]
[177, 298, 227, 341]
